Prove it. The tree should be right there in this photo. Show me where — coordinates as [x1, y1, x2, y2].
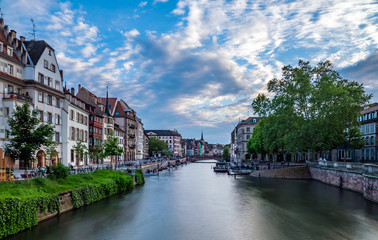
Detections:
[89, 145, 103, 164]
[222, 146, 230, 162]
[102, 131, 123, 169]
[5, 102, 55, 169]
[46, 142, 59, 165]
[148, 137, 169, 156]
[73, 140, 88, 166]
[252, 60, 371, 161]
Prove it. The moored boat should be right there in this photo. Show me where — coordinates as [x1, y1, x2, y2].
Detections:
[213, 162, 228, 172]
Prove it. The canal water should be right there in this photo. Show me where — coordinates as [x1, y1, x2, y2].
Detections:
[8, 161, 378, 240]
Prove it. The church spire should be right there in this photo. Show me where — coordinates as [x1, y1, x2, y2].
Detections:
[105, 86, 111, 116]
[201, 131, 204, 140]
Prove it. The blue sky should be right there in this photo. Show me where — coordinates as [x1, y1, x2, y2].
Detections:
[1, 0, 378, 144]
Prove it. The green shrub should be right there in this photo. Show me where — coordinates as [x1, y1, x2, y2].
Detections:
[134, 169, 145, 185]
[49, 163, 69, 179]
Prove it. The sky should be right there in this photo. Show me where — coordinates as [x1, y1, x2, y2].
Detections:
[1, 0, 378, 144]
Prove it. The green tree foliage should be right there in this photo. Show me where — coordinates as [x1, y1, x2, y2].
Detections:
[222, 145, 230, 161]
[89, 145, 103, 164]
[73, 140, 88, 166]
[5, 102, 55, 168]
[148, 137, 169, 156]
[251, 60, 371, 160]
[102, 131, 123, 169]
[49, 163, 69, 179]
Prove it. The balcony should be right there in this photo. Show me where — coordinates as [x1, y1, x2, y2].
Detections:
[3, 93, 32, 102]
[128, 132, 135, 138]
[129, 143, 136, 148]
[128, 123, 136, 129]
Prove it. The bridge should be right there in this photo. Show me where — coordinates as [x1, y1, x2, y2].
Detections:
[188, 156, 222, 163]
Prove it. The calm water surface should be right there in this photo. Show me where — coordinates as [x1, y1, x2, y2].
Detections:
[8, 161, 378, 240]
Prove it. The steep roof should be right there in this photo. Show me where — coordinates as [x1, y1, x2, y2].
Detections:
[145, 130, 181, 137]
[239, 117, 260, 125]
[24, 40, 54, 65]
[362, 103, 378, 114]
[100, 97, 117, 114]
[0, 29, 22, 65]
[76, 87, 97, 107]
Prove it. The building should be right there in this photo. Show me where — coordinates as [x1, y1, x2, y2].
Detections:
[136, 117, 144, 160]
[76, 86, 104, 164]
[114, 124, 125, 163]
[182, 138, 196, 156]
[0, 18, 29, 169]
[61, 87, 89, 166]
[22, 41, 64, 168]
[145, 130, 182, 157]
[231, 117, 260, 164]
[143, 131, 149, 159]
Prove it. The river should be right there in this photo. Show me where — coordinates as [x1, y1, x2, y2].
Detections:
[8, 160, 378, 240]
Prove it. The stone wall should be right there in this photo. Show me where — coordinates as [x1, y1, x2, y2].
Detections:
[37, 191, 74, 222]
[250, 166, 312, 179]
[309, 167, 378, 203]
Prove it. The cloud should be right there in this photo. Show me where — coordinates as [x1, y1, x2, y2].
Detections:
[139, 1, 148, 7]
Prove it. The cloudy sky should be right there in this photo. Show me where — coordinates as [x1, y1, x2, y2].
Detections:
[1, 0, 378, 143]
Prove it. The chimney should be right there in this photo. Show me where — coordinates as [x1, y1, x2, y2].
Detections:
[20, 36, 25, 42]
[71, 87, 75, 95]
[10, 30, 16, 43]
[60, 70, 63, 80]
[78, 84, 81, 90]
[0, 18, 4, 31]
[3, 25, 8, 38]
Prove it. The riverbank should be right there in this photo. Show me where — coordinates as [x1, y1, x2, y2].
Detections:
[0, 169, 143, 239]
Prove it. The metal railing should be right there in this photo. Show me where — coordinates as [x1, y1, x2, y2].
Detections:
[3, 92, 32, 102]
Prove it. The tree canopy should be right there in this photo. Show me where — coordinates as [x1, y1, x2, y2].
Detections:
[222, 145, 230, 162]
[102, 131, 124, 168]
[5, 102, 55, 168]
[251, 60, 370, 159]
[148, 137, 169, 156]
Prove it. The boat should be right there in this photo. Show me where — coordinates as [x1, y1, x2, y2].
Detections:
[213, 162, 228, 173]
[227, 169, 252, 175]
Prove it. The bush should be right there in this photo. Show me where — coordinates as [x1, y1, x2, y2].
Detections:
[49, 163, 69, 179]
[134, 169, 145, 185]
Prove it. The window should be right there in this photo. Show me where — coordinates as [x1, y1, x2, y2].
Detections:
[47, 112, 52, 123]
[39, 111, 44, 121]
[77, 113, 80, 122]
[55, 98, 60, 107]
[80, 130, 83, 141]
[38, 73, 44, 84]
[0, 42, 3, 52]
[7, 64, 13, 75]
[71, 127, 75, 140]
[38, 92, 43, 102]
[99, 129, 102, 135]
[44, 59, 48, 68]
[247, 127, 250, 132]
[55, 132, 60, 143]
[7, 47, 13, 57]
[70, 110, 74, 120]
[5, 107, 9, 117]
[49, 49, 52, 56]
[6, 85, 13, 94]
[16, 68, 22, 78]
[76, 129, 80, 141]
[85, 131, 88, 142]
[55, 114, 60, 125]
[55, 81, 60, 91]
[89, 138, 92, 145]
[47, 95, 52, 105]
[84, 116, 88, 125]
[47, 77, 52, 87]
[5, 130, 10, 139]
[51, 64, 56, 72]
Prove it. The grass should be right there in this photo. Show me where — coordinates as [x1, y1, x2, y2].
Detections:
[0, 170, 132, 200]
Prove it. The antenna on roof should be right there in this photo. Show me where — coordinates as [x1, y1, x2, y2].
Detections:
[30, 18, 36, 41]
[0, 8, 5, 18]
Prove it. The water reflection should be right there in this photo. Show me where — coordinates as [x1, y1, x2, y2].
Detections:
[8, 161, 378, 240]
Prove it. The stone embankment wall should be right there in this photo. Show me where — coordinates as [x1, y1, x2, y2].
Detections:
[250, 166, 312, 179]
[37, 191, 74, 222]
[309, 167, 378, 203]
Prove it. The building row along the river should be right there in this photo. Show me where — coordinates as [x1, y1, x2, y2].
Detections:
[231, 107, 378, 164]
[0, 17, 149, 169]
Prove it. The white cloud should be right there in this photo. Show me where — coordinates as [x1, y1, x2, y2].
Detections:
[139, 1, 148, 7]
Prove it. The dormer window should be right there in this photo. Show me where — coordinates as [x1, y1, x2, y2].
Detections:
[51, 64, 56, 73]
[7, 47, 13, 57]
[49, 49, 52, 56]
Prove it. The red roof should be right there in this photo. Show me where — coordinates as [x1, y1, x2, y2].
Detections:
[100, 97, 117, 114]
[0, 71, 23, 84]
[0, 29, 22, 64]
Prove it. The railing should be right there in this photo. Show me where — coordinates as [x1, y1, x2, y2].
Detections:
[129, 143, 136, 148]
[3, 92, 32, 102]
[128, 123, 136, 129]
[310, 161, 378, 176]
[128, 132, 135, 138]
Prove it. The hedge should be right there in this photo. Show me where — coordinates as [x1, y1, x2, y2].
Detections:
[0, 170, 134, 239]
